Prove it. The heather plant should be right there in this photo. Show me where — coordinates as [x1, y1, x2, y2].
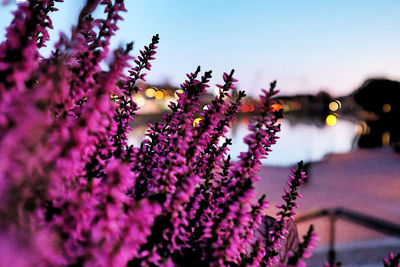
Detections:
[287, 225, 318, 267]
[0, 1, 319, 266]
[383, 252, 400, 267]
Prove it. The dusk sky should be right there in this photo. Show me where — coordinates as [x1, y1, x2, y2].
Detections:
[1, 1, 400, 97]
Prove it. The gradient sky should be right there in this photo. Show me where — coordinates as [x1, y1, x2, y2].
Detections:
[1, 0, 400, 97]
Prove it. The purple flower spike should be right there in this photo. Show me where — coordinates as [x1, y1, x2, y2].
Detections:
[261, 161, 308, 265]
[383, 252, 400, 267]
[0, 2, 327, 266]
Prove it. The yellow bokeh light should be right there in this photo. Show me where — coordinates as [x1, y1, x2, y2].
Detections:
[382, 103, 391, 113]
[329, 101, 339, 112]
[110, 93, 119, 103]
[382, 132, 390, 146]
[162, 97, 173, 110]
[174, 89, 184, 98]
[271, 103, 282, 112]
[193, 117, 203, 127]
[326, 114, 337, 126]
[154, 91, 164, 100]
[145, 88, 155, 98]
[355, 121, 370, 135]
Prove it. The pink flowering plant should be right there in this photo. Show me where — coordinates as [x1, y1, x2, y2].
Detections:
[383, 252, 400, 267]
[0, 1, 322, 266]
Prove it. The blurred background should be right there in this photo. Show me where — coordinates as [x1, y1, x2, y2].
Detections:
[1, 1, 400, 266]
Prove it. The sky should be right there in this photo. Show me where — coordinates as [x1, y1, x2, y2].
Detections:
[1, 0, 400, 97]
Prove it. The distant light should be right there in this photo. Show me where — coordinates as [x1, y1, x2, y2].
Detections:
[326, 114, 337, 126]
[145, 88, 155, 98]
[110, 93, 119, 103]
[271, 103, 282, 112]
[154, 91, 164, 100]
[329, 101, 340, 112]
[242, 105, 250, 113]
[382, 103, 391, 113]
[355, 121, 370, 135]
[193, 117, 203, 127]
[249, 104, 255, 112]
[135, 96, 145, 107]
[174, 89, 184, 98]
[382, 132, 390, 146]
[282, 104, 290, 111]
[162, 96, 173, 110]
[355, 124, 362, 135]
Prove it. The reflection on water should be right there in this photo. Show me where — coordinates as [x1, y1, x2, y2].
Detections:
[128, 118, 358, 167]
[229, 119, 357, 166]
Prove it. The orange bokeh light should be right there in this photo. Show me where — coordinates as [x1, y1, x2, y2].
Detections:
[271, 103, 282, 112]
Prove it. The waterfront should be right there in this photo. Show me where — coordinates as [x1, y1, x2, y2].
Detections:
[229, 117, 357, 166]
[128, 116, 359, 166]
[256, 147, 400, 266]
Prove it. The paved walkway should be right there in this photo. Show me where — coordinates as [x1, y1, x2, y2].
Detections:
[255, 148, 400, 264]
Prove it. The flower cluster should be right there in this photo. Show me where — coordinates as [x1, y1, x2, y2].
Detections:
[287, 225, 319, 267]
[260, 161, 308, 265]
[383, 252, 400, 267]
[0, 1, 317, 267]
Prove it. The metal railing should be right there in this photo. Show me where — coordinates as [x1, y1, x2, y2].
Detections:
[296, 207, 400, 265]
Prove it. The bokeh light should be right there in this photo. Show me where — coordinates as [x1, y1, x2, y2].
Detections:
[145, 88, 156, 98]
[382, 103, 391, 113]
[271, 103, 283, 112]
[154, 90, 164, 100]
[242, 105, 250, 113]
[134, 96, 146, 107]
[326, 114, 337, 126]
[193, 117, 203, 127]
[174, 89, 184, 98]
[382, 132, 390, 146]
[329, 101, 340, 112]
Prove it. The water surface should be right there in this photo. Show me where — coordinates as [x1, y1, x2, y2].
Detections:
[128, 117, 358, 166]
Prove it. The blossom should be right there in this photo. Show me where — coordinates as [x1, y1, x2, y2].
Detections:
[0, 1, 323, 266]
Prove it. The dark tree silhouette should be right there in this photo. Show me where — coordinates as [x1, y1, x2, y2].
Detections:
[353, 78, 400, 150]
